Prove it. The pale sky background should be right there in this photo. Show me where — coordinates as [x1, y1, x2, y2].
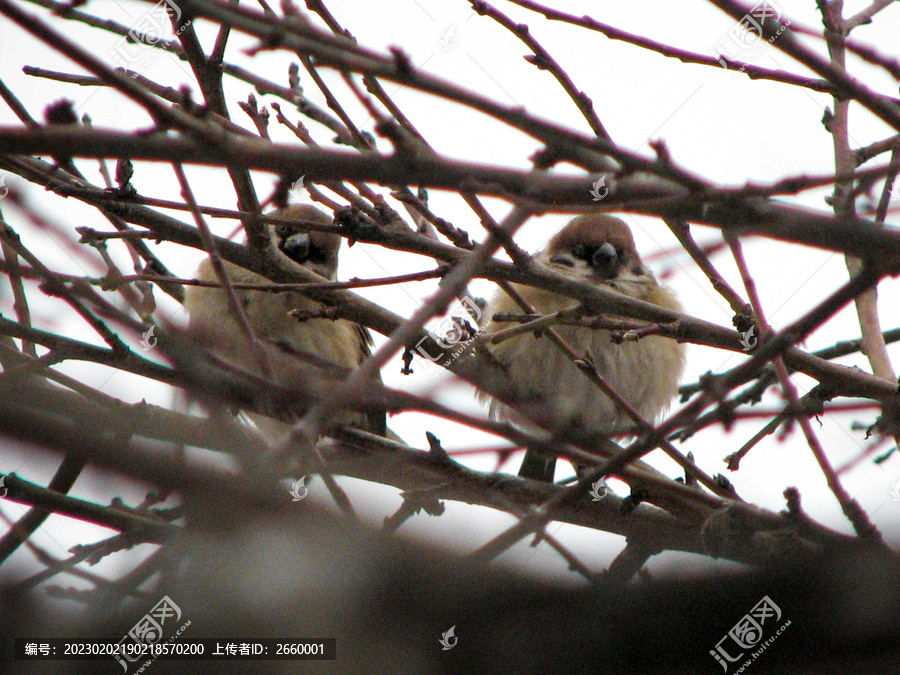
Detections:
[1, 0, 899, 587]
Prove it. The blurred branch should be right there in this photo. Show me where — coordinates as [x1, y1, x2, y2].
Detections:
[508, 0, 836, 93]
[0, 472, 175, 544]
[3, 126, 900, 264]
[0, 456, 85, 563]
[0, 376, 856, 567]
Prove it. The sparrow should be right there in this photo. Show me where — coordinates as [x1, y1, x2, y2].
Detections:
[183, 204, 385, 438]
[480, 214, 685, 481]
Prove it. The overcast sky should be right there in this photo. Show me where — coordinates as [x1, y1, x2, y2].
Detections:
[1, 0, 899, 585]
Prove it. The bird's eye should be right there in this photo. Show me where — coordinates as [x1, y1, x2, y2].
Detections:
[550, 254, 575, 267]
[275, 224, 293, 238]
[572, 244, 587, 260]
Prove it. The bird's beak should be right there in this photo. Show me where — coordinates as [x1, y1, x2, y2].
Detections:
[282, 232, 310, 263]
[591, 242, 619, 280]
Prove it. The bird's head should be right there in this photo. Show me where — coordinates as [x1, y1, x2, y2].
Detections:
[267, 205, 341, 280]
[540, 214, 656, 298]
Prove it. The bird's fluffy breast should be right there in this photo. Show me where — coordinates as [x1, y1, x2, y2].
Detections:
[482, 283, 684, 434]
[185, 259, 364, 375]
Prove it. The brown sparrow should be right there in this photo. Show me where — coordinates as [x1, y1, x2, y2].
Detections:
[481, 214, 685, 481]
[184, 205, 385, 438]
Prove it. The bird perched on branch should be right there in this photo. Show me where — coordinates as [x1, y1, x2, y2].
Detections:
[183, 204, 385, 439]
[480, 214, 685, 482]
